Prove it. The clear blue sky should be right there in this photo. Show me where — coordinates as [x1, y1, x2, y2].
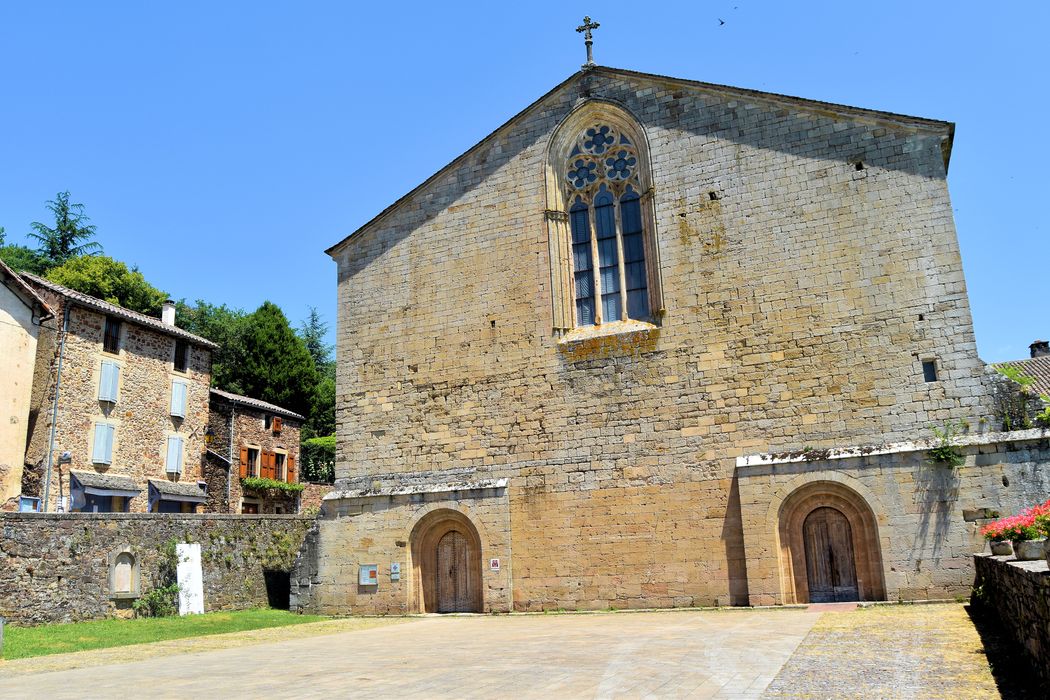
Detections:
[1, 2, 1045, 361]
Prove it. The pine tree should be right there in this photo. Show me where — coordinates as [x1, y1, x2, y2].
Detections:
[28, 191, 103, 265]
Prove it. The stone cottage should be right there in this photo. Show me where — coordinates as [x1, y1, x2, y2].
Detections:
[204, 389, 303, 514]
[21, 274, 217, 513]
[300, 63, 1050, 615]
[0, 260, 54, 511]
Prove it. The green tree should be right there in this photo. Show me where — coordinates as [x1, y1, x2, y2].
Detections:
[29, 191, 103, 265]
[298, 307, 333, 372]
[46, 255, 168, 315]
[0, 243, 50, 274]
[227, 302, 318, 418]
[175, 300, 250, 392]
[298, 307, 336, 438]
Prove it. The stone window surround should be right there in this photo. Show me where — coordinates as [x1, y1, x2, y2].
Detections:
[544, 99, 665, 339]
[272, 448, 288, 481]
[240, 497, 261, 514]
[244, 444, 261, 477]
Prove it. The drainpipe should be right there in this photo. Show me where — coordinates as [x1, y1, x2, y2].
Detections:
[226, 405, 235, 511]
[42, 304, 71, 513]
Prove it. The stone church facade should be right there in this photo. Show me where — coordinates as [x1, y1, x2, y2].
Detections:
[303, 66, 1049, 614]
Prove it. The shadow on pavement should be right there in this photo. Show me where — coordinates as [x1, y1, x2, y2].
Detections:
[965, 604, 1041, 700]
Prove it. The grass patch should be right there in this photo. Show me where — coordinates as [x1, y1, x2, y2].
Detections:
[3, 608, 326, 660]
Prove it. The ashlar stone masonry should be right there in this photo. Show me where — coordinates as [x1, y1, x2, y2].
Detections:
[311, 65, 1045, 614]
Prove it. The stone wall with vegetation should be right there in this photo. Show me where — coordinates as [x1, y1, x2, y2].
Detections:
[973, 553, 1050, 685]
[0, 512, 312, 625]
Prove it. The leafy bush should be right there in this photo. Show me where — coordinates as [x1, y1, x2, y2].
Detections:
[926, 422, 964, 468]
[133, 538, 180, 618]
[241, 476, 305, 493]
[301, 435, 335, 484]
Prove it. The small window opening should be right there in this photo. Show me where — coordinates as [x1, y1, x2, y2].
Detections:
[918, 314, 925, 321]
[708, 191, 720, 201]
[103, 317, 122, 354]
[854, 161, 865, 171]
[174, 340, 189, 372]
[922, 360, 938, 383]
[490, 320, 496, 329]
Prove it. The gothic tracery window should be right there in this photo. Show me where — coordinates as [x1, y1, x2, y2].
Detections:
[563, 124, 650, 326]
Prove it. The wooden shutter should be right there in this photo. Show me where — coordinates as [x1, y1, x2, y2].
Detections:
[287, 455, 296, 484]
[239, 447, 249, 478]
[170, 381, 187, 418]
[165, 435, 184, 474]
[99, 361, 119, 402]
[92, 423, 113, 464]
[262, 451, 273, 479]
[272, 416, 283, 434]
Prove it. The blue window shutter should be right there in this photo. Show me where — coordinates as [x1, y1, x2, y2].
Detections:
[99, 361, 119, 402]
[166, 435, 183, 473]
[92, 423, 114, 464]
[170, 381, 187, 418]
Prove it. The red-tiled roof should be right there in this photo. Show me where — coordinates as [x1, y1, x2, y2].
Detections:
[0, 258, 54, 320]
[210, 388, 305, 421]
[22, 272, 218, 349]
[993, 356, 1050, 398]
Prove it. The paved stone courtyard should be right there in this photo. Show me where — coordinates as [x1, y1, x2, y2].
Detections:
[0, 604, 1012, 698]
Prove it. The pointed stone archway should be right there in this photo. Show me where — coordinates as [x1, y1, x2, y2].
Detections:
[778, 481, 885, 604]
[409, 509, 483, 613]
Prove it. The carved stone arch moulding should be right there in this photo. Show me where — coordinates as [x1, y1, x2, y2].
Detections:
[544, 99, 664, 333]
[407, 506, 485, 613]
[775, 479, 886, 604]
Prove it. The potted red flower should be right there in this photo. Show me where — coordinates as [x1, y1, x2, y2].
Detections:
[981, 498, 1050, 561]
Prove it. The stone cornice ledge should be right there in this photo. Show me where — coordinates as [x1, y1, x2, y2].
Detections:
[737, 428, 1048, 468]
[323, 478, 509, 501]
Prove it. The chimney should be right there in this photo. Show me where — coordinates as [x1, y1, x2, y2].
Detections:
[161, 299, 176, 326]
[1030, 340, 1050, 358]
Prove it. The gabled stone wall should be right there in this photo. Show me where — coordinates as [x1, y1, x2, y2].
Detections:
[205, 395, 302, 514]
[323, 68, 1003, 611]
[22, 289, 212, 512]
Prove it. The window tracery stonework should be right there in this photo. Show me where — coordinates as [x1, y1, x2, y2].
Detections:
[545, 106, 663, 337]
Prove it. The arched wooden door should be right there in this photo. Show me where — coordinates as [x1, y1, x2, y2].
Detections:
[436, 529, 478, 613]
[803, 507, 859, 603]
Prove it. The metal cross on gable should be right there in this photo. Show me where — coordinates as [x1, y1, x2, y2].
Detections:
[576, 16, 600, 67]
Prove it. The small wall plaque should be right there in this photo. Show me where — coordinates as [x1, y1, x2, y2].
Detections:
[489, 558, 501, 572]
[359, 564, 378, 586]
[390, 562, 401, 581]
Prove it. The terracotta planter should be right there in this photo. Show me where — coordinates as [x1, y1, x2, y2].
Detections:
[989, 540, 1013, 556]
[1012, 538, 1047, 561]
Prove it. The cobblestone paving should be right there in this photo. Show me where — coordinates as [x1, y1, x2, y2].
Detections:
[763, 603, 1001, 699]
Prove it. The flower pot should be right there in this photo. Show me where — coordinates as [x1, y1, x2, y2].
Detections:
[1013, 538, 1047, 561]
[989, 540, 1013, 556]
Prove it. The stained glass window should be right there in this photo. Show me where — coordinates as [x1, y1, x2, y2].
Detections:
[563, 124, 649, 326]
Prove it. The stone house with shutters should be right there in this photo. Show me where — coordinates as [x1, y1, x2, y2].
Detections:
[0, 259, 54, 511]
[301, 63, 1050, 616]
[203, 389, 303, 514]
[20, 274, 217, 513]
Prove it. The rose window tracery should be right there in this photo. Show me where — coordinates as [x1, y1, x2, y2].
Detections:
[561, 123, 649, 327]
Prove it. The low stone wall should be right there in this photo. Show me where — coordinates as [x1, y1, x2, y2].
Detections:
[973, 553, 1050, 685]
[0, 512, 313, 625]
